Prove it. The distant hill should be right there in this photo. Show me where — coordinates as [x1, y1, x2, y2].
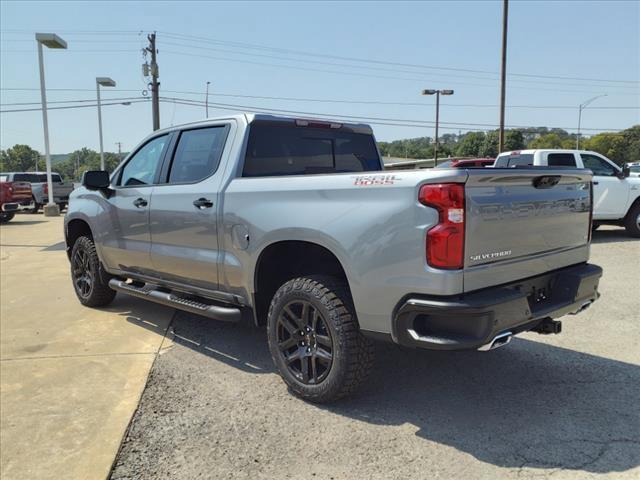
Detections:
[50, 154, 70, 165]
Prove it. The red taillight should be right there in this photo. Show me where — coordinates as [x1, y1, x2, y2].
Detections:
[419, 183, 465, 269]
[43, 183, 48, 195]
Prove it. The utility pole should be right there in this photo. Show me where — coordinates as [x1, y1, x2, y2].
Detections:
[576, 94, 607, 149]
[146, 33, 160, 131]
[205, 81, 211, 118]
[498, 0, 509, 153]
[115, 142, 123, 160]
[421, 89, 454, 165]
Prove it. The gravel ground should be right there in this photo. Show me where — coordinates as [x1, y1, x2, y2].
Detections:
[110, 228, 640, 480]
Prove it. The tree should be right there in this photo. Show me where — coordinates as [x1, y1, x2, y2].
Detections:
[0, 144, 41, 172]
[528, 133, 564, 149]
[504, 130, 525, 151]
[479, 131, 499, 158]
[456, 132, 485, 157]
[584, 132, 626, 165]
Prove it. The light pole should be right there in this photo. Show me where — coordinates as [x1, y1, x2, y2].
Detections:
[96, 77, 116, 170]
[421, 89, 454, 164]
[577, 94, 607, 149]
[205, 81, 211, 118]
[36, 33, 67, 217]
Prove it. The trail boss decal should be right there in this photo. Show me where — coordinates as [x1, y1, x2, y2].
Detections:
[353, 174, 399, 186]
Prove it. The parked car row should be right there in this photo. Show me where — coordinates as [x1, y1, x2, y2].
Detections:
[0, 171, 74, 214]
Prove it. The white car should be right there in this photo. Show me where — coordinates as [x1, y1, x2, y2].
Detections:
[494, 149, 640, 237]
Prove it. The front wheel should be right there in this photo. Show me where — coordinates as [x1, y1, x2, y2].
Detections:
[70, 236, 116, 307]
[0, 212, 15, 223]
[267, 276, 374, 403]
[624, 203, 640, 237]
[29, 197, 40, 214]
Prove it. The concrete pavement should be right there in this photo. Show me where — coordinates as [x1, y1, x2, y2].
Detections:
[0, 215, 173, 480]
[112, 227, 640, 480]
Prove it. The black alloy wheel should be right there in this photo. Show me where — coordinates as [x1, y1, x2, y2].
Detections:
[276, 299, 334, 385]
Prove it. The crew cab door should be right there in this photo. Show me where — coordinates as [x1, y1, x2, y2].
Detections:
[148, 122, 233, 291]
[99, 133, 170, 275]
[578, 153, 628, 218]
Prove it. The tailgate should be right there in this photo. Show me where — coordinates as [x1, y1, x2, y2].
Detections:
[11, 181, 32, 200]
[463, 168, 592, 292]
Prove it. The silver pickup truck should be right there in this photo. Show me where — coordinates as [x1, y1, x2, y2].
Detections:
[0, 171, 74, 212]
[65, 114, 602, 402]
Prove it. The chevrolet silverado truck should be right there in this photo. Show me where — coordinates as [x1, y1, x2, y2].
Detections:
[65, 114, 602, 402]
[0, 172, 74, 213]
[0, 175, 33, 223]
[495, 149, 640, 237]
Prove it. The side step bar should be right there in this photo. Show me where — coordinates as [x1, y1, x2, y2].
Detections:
[108, 279, 241, 323]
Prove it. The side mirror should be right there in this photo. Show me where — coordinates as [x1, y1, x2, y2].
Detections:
[82, 170, 112, 192]
[621, 164, 631, 179]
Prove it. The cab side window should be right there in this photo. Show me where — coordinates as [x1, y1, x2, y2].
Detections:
[547, 153, 577, 167]
[167, 126, 229, 184]
[581, 154, 618, 177]
[118, 134, 168, 187]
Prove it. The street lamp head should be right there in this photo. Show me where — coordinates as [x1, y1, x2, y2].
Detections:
[97, 77, 116, 87]
[421, 89, 437, 95]
[441, 90, 455, 95]
[35, 33, 67, 49]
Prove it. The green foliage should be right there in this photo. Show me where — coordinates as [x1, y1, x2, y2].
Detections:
[479, 131, 499, 158]
[0, 144, 41, 172]
[456, 132, 485, 157]
[504, 130, 525, 151]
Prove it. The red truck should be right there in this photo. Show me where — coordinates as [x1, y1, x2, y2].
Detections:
[0, 176, 33, 223]
[436, 157, 495, 168]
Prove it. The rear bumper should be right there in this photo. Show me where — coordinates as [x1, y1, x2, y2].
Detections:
[392, 263, 602, 351]
[2, 200, 35, 212]
[1, 203, 19, 212]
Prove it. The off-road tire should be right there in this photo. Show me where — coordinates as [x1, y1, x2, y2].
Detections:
[624, 202, 640, 237]
[267, 275, 374, 403]
[29, 197, 40, 214]
[0, 212, 15, 223]
[70, 236, 116, 307]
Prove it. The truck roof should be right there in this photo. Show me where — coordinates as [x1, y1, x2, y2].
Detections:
[498, 149, 600, 156]
[153, 113, 374, 136]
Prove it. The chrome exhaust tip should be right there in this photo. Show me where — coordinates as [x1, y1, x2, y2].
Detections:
[478, 331, 513, 352]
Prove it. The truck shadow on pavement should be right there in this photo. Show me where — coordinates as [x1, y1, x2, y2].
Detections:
[591, 229, 638, 244]
[128, 310, 640, 475]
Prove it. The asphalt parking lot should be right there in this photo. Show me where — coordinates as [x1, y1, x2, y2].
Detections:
[110, 228, 640, 480]
[1, 216, 639, 480]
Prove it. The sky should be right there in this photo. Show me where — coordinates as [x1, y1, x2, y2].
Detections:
[1, 0, 639, 154]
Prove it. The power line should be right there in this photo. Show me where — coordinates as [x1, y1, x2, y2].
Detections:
[0, 96, 144, 107]
[159, 96, 624, 132]
[0, 99, 149, 113]
[159, 40, 639, 91]
[2, 88, 637, 110]
[161, 49, 638, 96]
[160, 30, 639, 85]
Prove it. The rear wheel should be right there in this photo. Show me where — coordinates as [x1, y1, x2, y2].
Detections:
[267, 276, 374, 403]
[624, 202, 640, 237]
[70, 236, 116, 307]
[0, 212, 15, 223]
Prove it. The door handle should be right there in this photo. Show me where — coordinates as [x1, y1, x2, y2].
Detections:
[593, 181, 599, 185]
[133, 197, 148, 208]
[193, 197, 214, 209]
